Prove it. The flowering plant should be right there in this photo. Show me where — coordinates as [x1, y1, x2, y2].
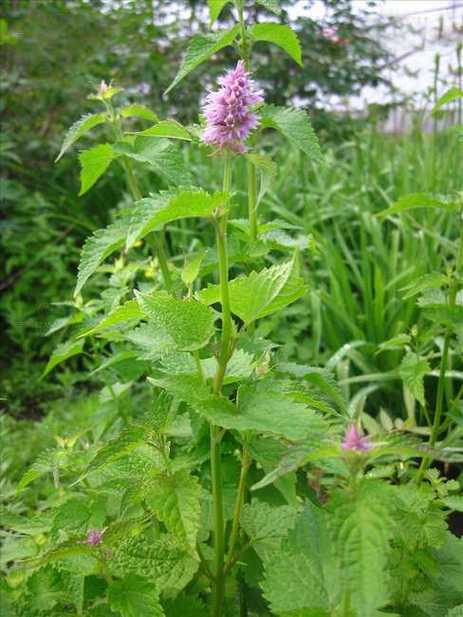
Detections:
[2, 2, 462, 617]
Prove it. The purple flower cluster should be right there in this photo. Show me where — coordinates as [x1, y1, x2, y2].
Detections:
[202, 60, 263, 153]
[341, 425, 371, 452]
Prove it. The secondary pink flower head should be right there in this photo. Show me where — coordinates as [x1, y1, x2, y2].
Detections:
[341, 425, 371, 452]
[202, 60, 263, 153]
[86, 529, 104, 545]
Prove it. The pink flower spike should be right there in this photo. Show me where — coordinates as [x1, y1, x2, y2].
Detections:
[201, 60, 263, 153]
[341, 425, 371, 452]
[86, 529, 104, 545]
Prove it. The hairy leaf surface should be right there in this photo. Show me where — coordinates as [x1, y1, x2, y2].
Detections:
[136, 291, 216, 351]
[127, 189, 228, 249]
[79, 143, 117, 195]
[165, 26, 240, 94]
[261, 105, 322, 161]
[250, 23, 302, 65]
[108, 575, 164, 617]
[199, 256, 307, 324]
[56, 112, 107, 161]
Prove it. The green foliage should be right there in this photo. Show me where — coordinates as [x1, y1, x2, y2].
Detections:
[136, 291, 216, 351]
[165, 26, 240, 94]
[330, 481, 395, 616]
[199, 256, 307, 324]
[114, 138, 192, 186]
[126, 189, 228, 249]
[145, 470, 202, 551]
[135, 120, 193, 141]
[74, 218, 127, 295]
[120, 104, 159, 123]
[79, 144, 118, 195]
[250, 23, 302, 66]
[399, 352, 430, 406]
[108, 575, 164, 617]
[56, 112, 107, 161]
[208, 0, 232, 24]
[261, 105, 322, 161]
[43, 338, 84, 376]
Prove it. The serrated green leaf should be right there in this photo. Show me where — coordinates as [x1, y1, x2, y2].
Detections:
[134, 120, 193, 141]
[277, 363, 348, 415]
[442, 496, 463, 511]
[201, 348, 255, 384]
[164, 596, 207, 617]
[401, 272, 448, 299]
[74, 218, 127, 296]
[120, 104, 158, 122]
[241, 501, 299, 548]
[127, 189, 228, 249]
[329, 481, 395, 616]
[145, 470, 201, 551]
[261, 105, 322, 161]
[399, 352, 430, 406]
[89, 426, 147, 471]
[208, 0, 231, 24]
[43, 338, 84, 376]
[108, 575, 164, 617]
[126, 323, 175, 360]
[79, 143, 117, 195]
[158, 348, 254, 384]
[199, 256, 307, 324]
[433, 86, 463, 112]
[376, 334, 411, 353]
[136, 291, 216, 352]
[250, 23, 302, 65]
[27, 541, 99, 572]
[56, 112, 107, 161]
[256, 0, 282, 14]
[251, 444, 341, 493]
[262, 502, 336, 614]
[447, 605, 463, 617]
[151, 375, 326, 440]
[114, 138, 191, 186]
[52, 498, 90, 533]
[17, 448, 63, 492]
[379, 192, 462, 217]
[165, 26, 240, 94]
[80, 300, 143, 337]
[181, 249, 206, 287]
[249, 437, 298, 504]
[112, 533, 198, 597]
[263, 550, 329, 614]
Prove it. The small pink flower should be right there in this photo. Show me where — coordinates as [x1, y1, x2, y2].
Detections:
[341, 425, 371, 452]
[97, 81, 110, 98]
[86, 529, 104, 545]
[202, 60, 263, 153]
[321, 26, 345, 45]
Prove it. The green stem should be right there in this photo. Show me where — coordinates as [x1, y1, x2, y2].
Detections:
[226, 447, 250, 570]
[210, 425, 225, 617]
[236, 1, 249, 66]
[210, 155, 233, 617]
[247, 158, 258, 241]
[213, 156, 233, 395]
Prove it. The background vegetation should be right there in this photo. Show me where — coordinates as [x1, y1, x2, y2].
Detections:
[0, 1, 462, 615]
